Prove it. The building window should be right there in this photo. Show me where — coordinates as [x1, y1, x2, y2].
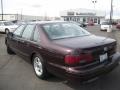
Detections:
[98, 18, 100, 24]
[69, 17, 72, 21]
[72, 17, 75, 21]
[94, 18, 97, 23]
[10, 16, 14, 18]
[83, 18, 86, 22]
[87, 18, 89, 23]
[77, 17, 80, 22]
[66, 17, 69, 21]
[64, 18, 66, 21]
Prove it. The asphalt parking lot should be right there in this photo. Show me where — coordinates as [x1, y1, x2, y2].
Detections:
[0, 25, 120, 90]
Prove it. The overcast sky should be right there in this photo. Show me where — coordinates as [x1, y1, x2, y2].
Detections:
[2, 0, 120, 17]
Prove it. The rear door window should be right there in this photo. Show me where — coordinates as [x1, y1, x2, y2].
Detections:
[14, 25, 25, 36]
[22, 24, 35, 40]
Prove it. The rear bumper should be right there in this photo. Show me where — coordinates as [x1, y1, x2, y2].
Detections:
[47, 52, 120, 81]
[100, 29, 107, 31]
[65, 52, 120, 81]
[100, 26, 110, 31]
[100, 27, 108, 31]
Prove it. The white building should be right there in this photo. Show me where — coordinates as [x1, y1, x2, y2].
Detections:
[60, 8, 105, 24]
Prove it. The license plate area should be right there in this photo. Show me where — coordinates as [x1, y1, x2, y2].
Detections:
[100, 53, 108, 62]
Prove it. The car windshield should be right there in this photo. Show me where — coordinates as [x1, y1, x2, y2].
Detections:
[4, 22, 14, 26]
[42, 22, 91, 40]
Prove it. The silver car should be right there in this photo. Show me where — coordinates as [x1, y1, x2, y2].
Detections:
[0, 21, 18, 34]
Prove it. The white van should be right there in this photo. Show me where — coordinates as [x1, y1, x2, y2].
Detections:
[100, 22, 112, 31]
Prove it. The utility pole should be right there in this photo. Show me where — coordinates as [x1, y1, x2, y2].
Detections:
[110, 0, 113, 24]
[1, 0, 3, 20]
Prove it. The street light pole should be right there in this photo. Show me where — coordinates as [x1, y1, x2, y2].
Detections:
[1, 0, 3, 20]
[110, 0, 113, 24]
[92, 0, 97, 10]
[21, 9, 23, 20]
[92, 0, 97, 24]
[107, 0, 113, 32]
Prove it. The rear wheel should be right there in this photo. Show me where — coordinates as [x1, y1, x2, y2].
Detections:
[32, 54, 50, 80]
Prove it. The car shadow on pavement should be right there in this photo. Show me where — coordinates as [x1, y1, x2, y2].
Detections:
[47, 75, 65, 83]
[0, 32, 5, 34]
[64, 66, 120, 90]
[39, 65, 120, 90]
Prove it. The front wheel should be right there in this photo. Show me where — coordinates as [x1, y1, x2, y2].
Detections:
[32, 54, 50, 80]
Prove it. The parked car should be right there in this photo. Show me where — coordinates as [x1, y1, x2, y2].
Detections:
[0, 21, 18, 34]
[88, 21, 94, 26]
[5, 21, 120, 81]
[77, 22, 87, 27]
[69, 21, 87, 28]
[116, 23, 120, 29]
[112, 21, 117, 25]
[100, 22, 112, 31]
[80, 22, 87, 27]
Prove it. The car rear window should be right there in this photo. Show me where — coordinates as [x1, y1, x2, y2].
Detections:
[42, 22, 90, 40]
[101, 22, 110, 25]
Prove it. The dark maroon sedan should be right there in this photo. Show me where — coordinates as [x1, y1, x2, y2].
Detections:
[5, 21, 120, 81]
[116, 23, 120, 29]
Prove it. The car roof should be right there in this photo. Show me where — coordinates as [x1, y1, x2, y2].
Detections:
[27, 21, 68, 25]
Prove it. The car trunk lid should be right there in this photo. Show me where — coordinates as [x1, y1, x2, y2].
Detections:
[53, 35, 116, 66]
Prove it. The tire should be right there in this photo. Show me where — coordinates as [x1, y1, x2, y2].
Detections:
[5, 29, 9, 34]
[32, 54, 50, 80]
[7, 46, 15, 55]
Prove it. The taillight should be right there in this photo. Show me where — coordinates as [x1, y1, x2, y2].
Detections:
[65, 54, 93, 65]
